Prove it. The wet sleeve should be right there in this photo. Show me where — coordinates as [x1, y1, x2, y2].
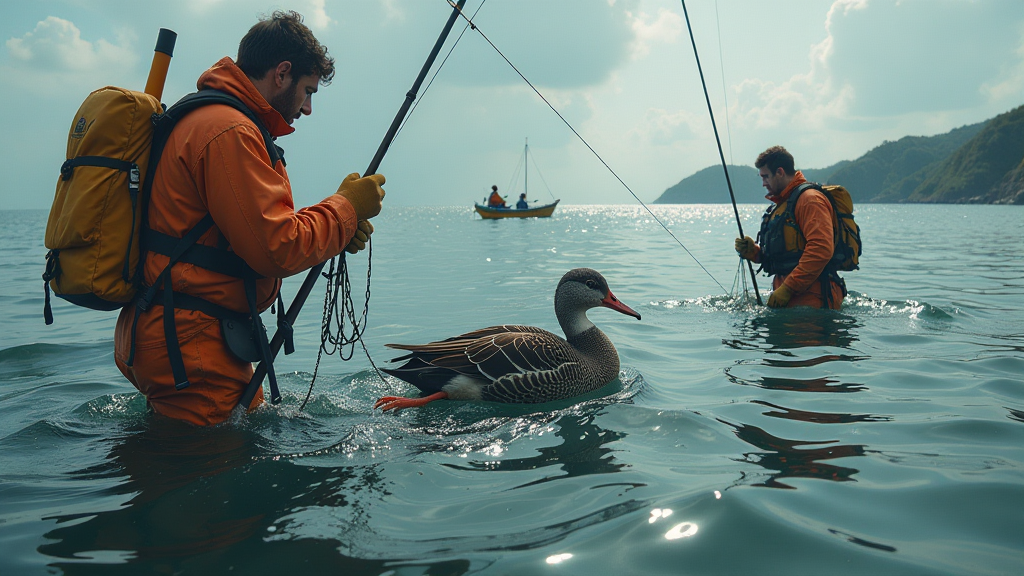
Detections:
[782, 190, 835, 293]
[200, 124, 359, 278]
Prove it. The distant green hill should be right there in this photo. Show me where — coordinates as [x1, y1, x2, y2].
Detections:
[829, 121, 987, 202]
[906, 104, 1024, 203]
[655, 103, 1024, 204]
[654, 161, 848, 204]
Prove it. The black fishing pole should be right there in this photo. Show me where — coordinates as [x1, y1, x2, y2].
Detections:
[681, 0, 763, 305]
[239, 0, 469, 410]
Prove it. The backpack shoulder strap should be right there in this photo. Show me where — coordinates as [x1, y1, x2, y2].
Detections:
[152, 89, 283, 169]
[788, 181, 835, 214]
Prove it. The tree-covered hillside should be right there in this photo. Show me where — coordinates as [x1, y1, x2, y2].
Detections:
[654, 161, 848, 204]
[654, 103, 1024, 204]
[907, 104, 1024, 203]
[826, 122, 986, 202]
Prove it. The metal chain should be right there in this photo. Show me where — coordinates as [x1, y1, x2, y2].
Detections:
[300, 239, 388, 410]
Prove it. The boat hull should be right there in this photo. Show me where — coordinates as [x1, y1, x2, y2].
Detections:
[474, 200, 559, 219]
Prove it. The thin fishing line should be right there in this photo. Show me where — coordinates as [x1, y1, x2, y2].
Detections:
[714, 0, 734, 166]
[680, 0, 763, 304]
[505, 151, 525, 198]
[527, 151, 558, 201]
[447, 0, 727, 293]
[304, 2, 483, 410]
[394, 0, 488, 141]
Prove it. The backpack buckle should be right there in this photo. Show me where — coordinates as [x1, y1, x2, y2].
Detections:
[129, 165, 141, 193]
[136, 284, 158, 312]
[60, 160, 74, 181]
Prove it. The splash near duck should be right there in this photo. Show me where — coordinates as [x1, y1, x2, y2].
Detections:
[375, 268, 640, 412]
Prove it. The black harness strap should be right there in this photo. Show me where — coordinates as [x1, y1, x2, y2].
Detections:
[759, 182, 846, 308]
[126, 90, 293, 401]
[143, 229, 259, 280]
[60, 156, 137, 182]
[152, 214, 216, 390]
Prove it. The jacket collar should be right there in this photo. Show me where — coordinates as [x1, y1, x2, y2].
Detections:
[196, 57, 295, 138]
[766, 170, 807, 204]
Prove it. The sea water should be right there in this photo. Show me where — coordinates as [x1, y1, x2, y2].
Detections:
[0, 204, 1021, 575]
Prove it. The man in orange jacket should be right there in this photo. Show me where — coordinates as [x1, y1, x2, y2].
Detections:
[487, 185, 507, 208]
[734, 146, 845, 310]
[114, 11, 385, 425]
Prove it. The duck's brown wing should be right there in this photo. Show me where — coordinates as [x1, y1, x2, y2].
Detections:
[463, 329, 579, 381]
[481, 361, 589, 404]
[385, 325, 575, 383]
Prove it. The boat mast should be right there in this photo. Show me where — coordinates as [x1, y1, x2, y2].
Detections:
[524, 137, 528, 198]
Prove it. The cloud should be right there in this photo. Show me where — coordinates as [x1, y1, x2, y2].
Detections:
[629, 8, 684, 59]
[6, 16, 136, 73]
[439, 0, 636, 89]
[182, 0, 333, 29]
[826, 0, 1023, 115]
[302, 0, 334, 31]
[630, 107, 700, 145]
[729, 0, 1024, 132]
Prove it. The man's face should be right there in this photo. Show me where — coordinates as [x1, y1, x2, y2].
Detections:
[270, 73, 319, 125]
[759, 166, 785, 196]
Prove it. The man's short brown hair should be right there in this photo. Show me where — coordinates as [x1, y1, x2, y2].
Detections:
[237, 11, 335, 85]
[755, 145, 795, 176]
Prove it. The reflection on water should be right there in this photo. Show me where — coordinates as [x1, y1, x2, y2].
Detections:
[442, 412, 632, 490]
[752, 400, 891, 424]
[827, 529, 897, 553]
[1007, 407, 1024, 424]
[38, 418, 389, 574]
[726, 309, 863, 352]
[761, 354, 868, 368]
[721, 420, 864, 490]
[725, 367, 866, 393]
[721, 308, 870, 489]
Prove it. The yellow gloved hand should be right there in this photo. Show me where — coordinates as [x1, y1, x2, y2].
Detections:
[336, 172, 386, 221]
[345, 220, 374, 255]
[734, 236, 758, 261]
[767, 284, 794, 308]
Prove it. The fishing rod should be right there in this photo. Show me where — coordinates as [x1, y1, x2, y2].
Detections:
[680, 0, 763, 305]
[239, 0, 469, 410]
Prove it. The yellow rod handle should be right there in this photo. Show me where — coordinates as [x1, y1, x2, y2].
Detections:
[144, 28, 176, 100]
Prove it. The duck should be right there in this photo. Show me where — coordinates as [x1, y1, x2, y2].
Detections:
[374, 268, 641, 412]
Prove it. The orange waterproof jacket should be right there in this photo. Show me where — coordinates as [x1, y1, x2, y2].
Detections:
[114, 57, 359, 425]
[753, 171, 844, 309]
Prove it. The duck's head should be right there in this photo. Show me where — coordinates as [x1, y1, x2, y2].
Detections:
[555, 268, 641, 337]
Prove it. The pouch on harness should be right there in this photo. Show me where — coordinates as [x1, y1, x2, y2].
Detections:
[44, 88, 293, 404]
[756, 182, 862, 306]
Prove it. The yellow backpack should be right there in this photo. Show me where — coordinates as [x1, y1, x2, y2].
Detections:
[43, 87, 162, 320]
[818, 184, 861, 271]
[42, 86, 284, 326]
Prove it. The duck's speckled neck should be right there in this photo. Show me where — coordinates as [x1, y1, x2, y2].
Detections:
[555, 281, 596, 339]
[567, 326, 620, 383]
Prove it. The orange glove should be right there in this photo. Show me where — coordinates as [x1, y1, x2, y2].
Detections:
[336, 173, 385, 221]
[344, 220, 374, 254]
[734, 236, 758, 261]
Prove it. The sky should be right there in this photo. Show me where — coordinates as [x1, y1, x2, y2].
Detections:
[2, 0, 1022, 209]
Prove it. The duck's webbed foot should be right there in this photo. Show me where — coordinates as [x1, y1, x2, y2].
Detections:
[374, 391, 449, 413]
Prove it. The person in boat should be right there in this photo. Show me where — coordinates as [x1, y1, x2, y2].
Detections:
[113, 11, 386, 426]
[734, 145, 845, 309]
[487, 185, 507, 208]
[516, 193, 529, 209]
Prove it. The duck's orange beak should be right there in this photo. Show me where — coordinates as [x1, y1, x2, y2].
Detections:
[601, 290, 641, 320]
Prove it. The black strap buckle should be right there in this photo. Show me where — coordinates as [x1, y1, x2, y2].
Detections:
[60, 160, 74, 181]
